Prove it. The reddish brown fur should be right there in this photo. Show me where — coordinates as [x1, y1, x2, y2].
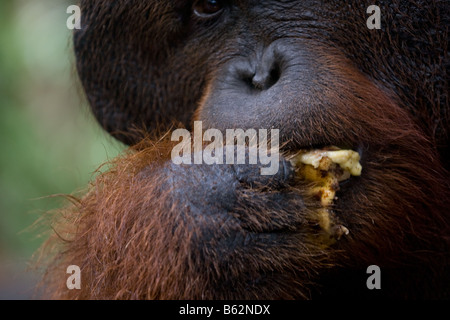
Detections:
[38, 141, 326, 299]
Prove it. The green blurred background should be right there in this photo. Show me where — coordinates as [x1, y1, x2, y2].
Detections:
[0, 0, 124, 298]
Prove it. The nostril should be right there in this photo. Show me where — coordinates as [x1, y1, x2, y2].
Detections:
[251, 62, 281, 91]
[269, 63, 281, 86]
[242, 74, 254, 88]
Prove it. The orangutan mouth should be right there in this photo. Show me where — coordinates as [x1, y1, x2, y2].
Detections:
[288, 147, 363, 241]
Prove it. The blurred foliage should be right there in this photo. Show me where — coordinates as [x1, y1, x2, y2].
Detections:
[0, 0, 124, 262]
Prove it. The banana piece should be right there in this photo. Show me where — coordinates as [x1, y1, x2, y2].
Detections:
[290, 147, 362, 241]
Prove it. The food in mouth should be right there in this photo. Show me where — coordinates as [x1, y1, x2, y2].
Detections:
[289, 147, 362, 243]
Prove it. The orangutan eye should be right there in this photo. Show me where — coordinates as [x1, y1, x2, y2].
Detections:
[193, 0, 226, 18]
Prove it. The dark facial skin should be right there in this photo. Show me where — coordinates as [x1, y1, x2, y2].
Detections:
[43, 0, 449, 299]
[76, 1, 448, 152]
